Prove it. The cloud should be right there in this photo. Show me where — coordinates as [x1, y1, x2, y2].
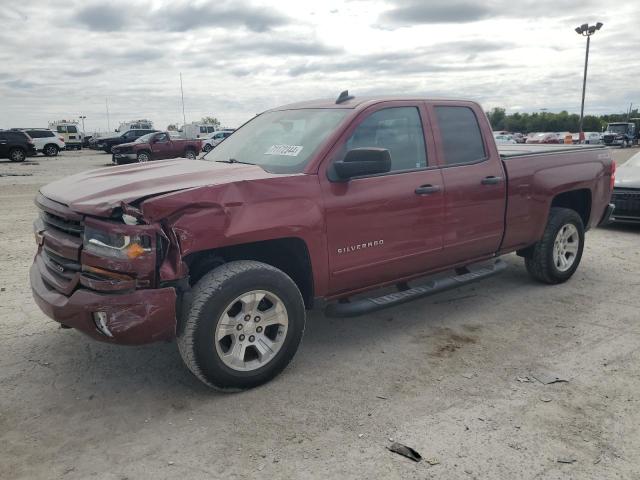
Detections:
[64, 67, 104, 77]
[381, 1, 491, 25]
[156, 1, 288, 32]
[5, 79, 37, 90]
[73, 3, 130, 31]
[231, 37, 343, 56]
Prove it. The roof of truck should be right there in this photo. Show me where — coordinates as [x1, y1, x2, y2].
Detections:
[270, 96, 477, 111]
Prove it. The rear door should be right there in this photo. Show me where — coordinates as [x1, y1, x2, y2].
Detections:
[0, 132, 8, 156]
[320, 102, 445, 295]
[428, 103, 506, 264]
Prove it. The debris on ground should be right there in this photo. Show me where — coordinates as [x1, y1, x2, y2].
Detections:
[376, 395, 388, 400]
[557, 458, 577, 464]
[531, 371, 568, 385]
[426, 458, 440, 466]
[516, 376, 532, 383]
[0, 173, 34, 177]
[461, 373, 475, 379]
[540, 396, 552, 402]
[387, 442, 422, 462]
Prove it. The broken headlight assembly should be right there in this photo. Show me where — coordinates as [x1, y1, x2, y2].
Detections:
[83, 225, 152, 259]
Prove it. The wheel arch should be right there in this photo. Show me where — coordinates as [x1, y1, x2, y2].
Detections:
[184, 237, 315, 308]
[550, 188, 592, 228]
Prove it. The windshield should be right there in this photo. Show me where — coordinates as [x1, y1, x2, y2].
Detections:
[135, 133, 156, 143]
[204, 109, 349, 173]
[607, 124, 629, 134]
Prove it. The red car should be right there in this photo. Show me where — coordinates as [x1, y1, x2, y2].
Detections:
[111, 131, 200, 164]
[31, 94, 615, 390]
[526, 132, 560, 144]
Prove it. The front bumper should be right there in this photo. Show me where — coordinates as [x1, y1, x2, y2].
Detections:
[112, 152, 137, 164]
[30, 262, 177, 345]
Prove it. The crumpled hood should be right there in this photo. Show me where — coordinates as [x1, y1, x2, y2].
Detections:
[40, 159, 279, 217]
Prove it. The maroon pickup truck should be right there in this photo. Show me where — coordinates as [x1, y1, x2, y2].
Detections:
[111, 131, 200, 164]
[30, 93, 615, 390]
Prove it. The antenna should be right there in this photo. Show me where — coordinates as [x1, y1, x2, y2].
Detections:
[180, 73, 187, 126]
[106, 98, 110, 131]
[336, 90, 354, 104]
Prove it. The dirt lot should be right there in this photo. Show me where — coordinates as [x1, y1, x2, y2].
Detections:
[1, 148, 639, 480]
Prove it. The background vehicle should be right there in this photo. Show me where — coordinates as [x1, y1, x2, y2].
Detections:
[555, 132, 572, 144]
[201, 130, 234, 152]
[493, 134, 517, 144]
[49, 120, 82, 150]
[116, 119, 154, 132]
[181, 122, 219, 139]
[111, 131, 201, 164]
[0, 130, 37, 162]
[526, 132, 560, 144]
[583, 132, 601, 144]
[18, 128, 65, 156]
[602, 122, 636, 148]
[31, 95, 614, 391]
[91, 128, 158, 153]
[610, 151, 640, 223]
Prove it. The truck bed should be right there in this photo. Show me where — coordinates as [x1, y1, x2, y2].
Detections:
[499, 143, 606, 158]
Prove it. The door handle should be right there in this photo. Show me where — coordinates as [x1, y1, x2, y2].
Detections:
[415, 184, 441, 195]
[481, 176, 503, 185]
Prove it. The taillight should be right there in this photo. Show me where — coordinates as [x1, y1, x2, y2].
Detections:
[59, 137, 65, 142]
[610, 160, 616, 190]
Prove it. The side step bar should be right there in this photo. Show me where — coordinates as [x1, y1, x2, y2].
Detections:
[325, 259, 507, 318]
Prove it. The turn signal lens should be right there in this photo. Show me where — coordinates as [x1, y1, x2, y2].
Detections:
[126, 243, 147, 259]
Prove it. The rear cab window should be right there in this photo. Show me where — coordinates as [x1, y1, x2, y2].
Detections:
[434, 106, 486, 166]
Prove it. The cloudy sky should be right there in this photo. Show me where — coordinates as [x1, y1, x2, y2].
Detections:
[1, 0, 638, 133]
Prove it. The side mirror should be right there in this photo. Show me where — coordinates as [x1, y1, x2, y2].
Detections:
[333, 148, 391, 180]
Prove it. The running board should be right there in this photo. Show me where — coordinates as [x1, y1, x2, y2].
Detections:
[324, 259, 507, 318]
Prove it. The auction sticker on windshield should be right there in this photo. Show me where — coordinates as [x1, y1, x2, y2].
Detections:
[265, 145, 304, 156]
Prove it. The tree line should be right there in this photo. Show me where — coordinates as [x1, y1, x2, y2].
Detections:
[486, 108, 639, 133]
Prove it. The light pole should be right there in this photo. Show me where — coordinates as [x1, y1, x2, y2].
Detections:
[79, 115, 86, 134]
[575, 22, 603, 141]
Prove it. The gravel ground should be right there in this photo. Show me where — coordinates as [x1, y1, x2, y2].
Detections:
[1, 148, 639, 480]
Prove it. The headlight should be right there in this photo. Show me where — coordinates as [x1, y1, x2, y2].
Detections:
[83, 226, 152, 259]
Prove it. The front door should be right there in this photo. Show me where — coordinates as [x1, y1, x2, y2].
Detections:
[320, 103, 445, 295]
[150, 133, 172, 159]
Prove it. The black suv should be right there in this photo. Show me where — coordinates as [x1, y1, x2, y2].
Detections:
[0, 130, 37, 162]
[91, 129, 158, 153]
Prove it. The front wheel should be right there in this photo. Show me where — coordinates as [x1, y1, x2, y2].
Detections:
[137, 151, 150, 163]
[525, 207, 585, 284]
[177, 261, 305, 391]
[203, 144, 213, 153]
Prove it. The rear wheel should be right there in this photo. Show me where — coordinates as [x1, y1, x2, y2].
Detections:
[184, 149, 196, 160]
[9, 148, 26, 162]
[43, 144, 59, 156]
[525, 207, 584, 284]
[137, 151, 150, 163]
[177, 261, 305, 391]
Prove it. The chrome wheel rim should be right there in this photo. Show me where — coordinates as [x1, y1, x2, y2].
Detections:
[553, 224, 579, 272]
[214, 290, 288, 372]
[186, 151, 196, 159]
[138, 153, 149, 163]
[204, 145, 212, 152]
[45, 146, 56, 155]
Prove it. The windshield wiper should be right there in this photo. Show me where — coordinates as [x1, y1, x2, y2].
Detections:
[215, 158, 255, 165]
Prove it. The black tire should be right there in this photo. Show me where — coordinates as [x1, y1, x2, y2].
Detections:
[177, 260, 305, 391]
[9, 148, 26, 162]
[43, 144, 59, 157]
[525, 207, 585, 284]
[103, 146, 111, 153]
[203, 144, 213, 153]
[137, 151, 151, 163]
[184, 149, 196, 160]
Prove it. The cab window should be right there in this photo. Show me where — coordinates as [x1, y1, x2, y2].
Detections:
[435, 106, 486, 165]
[56, 126, 66, 133]
[345, 107, 427, 172]
[67, 125, 78, 133]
